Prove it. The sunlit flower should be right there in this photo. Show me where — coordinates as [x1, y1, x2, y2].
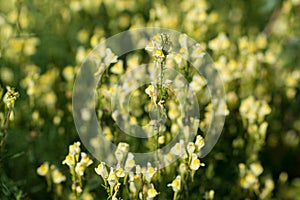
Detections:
[62, 155, 75, 168]
[124, 153, 135, 171]
[240, 172, 257, 189]
[107, 168, 118, 188]
[51, 166, 66, 184]
[168, 175, 181, 193]
[145, 84, 157, 104]
[187, 142, 196, 155]
[95, 162, 108, 179]
[144, 162, 156, 183]
[111, 60, 124, 74]
[37, 162, 49, 176]
[147, 184, 159, 199]
[250, 162, 263, 176]
[75, 162, 85, 176]
[170, 140, 185, 156]
[189, 153, 204, 171]
[195, 135, 205, 152]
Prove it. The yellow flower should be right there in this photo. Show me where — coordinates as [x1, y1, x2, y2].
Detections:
[190, 153, 204, 171]
[95, 162, 108, 179]
[62, 66, 75, 81]
[147, 184, 159, 199]
[37, 162, 49, 176]
[110, 60, 124, 74]
[80, 152, 93, 167]
[115, 167, 126, 178]
[69, 141, 81, 157]
[168, 108, 179, 120]
[51, 167, 66, 184]
[75, 163, 85, 177]
[168, 175, 181, 193]
[144, 163, 156, 183]
[195, 135, 205, 152]
[62, 154, 75, 168]
[82, 192, 94, 200]
[170, 140, 185, 156]
[250, 162, 263, 176]
[241, 172, 257, 188]
[107, 168, 118, 188]
[125, 153, 135, 171]
[145, 84, 157, 103]
[187, 142, 196, 155]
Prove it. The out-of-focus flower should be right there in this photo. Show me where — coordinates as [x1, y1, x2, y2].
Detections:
[37, 162, 49, 176]
[124, 153, 135, 171]
[208, 32, 230, 52]
[144, 162, 156, 183]
[51, 165, 66, 184]
[147, 184, 159, 199]
[3, 86, 19, 109]
[250, 162, 263, 176]
[170, 140, 185, 156]
[195, 135, 205, 152]
[111, 60, 124, 74]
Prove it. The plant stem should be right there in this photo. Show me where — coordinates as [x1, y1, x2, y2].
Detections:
[0, 107, 12, 156]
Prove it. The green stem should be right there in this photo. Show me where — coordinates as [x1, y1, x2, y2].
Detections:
[0, 107, 12, 156]
[173, 192, 178, 200]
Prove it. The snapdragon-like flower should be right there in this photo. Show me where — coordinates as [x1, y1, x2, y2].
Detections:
[195, 135, 205, 152]
[170, 140, 185, 156]
[187, 142, 196, 155]
[37, 162, 49, 176]
[69, 141, 81, 157]
[51, 165, 66, 184]
[95, 162, 108, 180]
[107, 168, 118, 188]
[3, 86, 19, 109]
[144, 162, 156, 183]
[93, 46, 118, 76]
[62, 154, 75, 168]
[74, 152, 93, 176]
[124, 153, 135, 171]
[145, 84, 157, 104]
[250, 162, 263, 176]
[190, 153, 205, 171]
[168, 175, 181, 193]
[115, 167, 126, 178]
[145, 33, 172, 63]
[147, 184, 159, 199]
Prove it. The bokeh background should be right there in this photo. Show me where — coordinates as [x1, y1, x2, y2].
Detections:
[0, 0, 300, 199]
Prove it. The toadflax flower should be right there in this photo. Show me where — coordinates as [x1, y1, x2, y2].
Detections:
[147, 184, 159, 199]
[170, 140, 185, 156]
[124, 153, 135, 171]
[145, 33, 172, 63]
[37, 162, 49, 176]
[190, 153, 205, 171]
[95, 162, 108, 180]
[51, 165, 66, 184]
[168, 175, 181, 193]
[107, 167, 118, 188]
[145, 84, 157, 104]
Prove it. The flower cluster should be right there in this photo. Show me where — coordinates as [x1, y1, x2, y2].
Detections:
[37, 162, 66, 197]
[62, 141, 93, 197]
